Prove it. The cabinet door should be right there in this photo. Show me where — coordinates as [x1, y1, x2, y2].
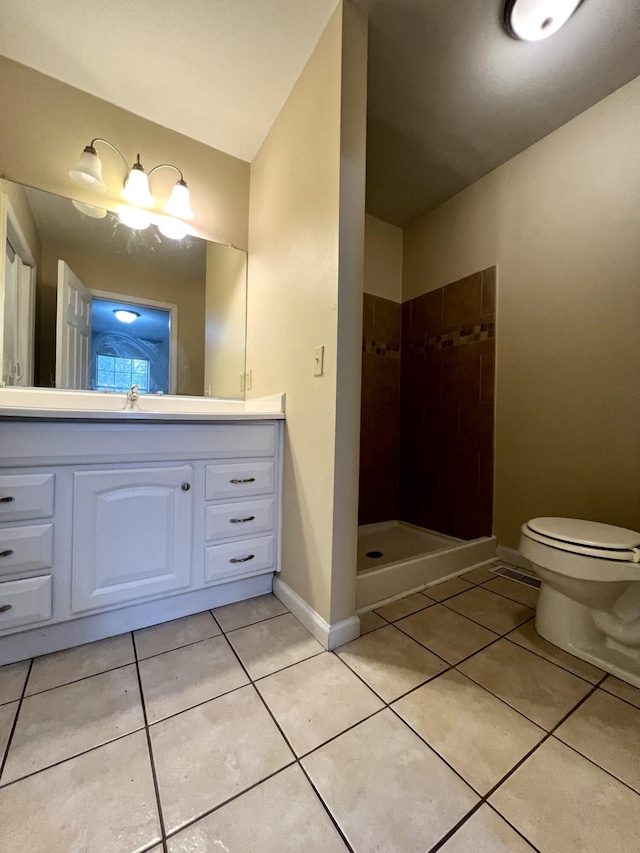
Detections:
[72, 466, 193, 613]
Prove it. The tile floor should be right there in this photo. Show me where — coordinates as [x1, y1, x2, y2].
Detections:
[1, 563, 640, 851]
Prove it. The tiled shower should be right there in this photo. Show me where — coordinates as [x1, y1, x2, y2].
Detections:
[359, 268, 496, 544]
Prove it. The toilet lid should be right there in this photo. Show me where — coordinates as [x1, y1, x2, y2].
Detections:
[527, 517, 640, 551]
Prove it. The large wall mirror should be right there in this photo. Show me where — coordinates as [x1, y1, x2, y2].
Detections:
[0, 178, 247, 399]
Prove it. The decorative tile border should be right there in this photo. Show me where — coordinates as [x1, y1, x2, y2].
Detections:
[363, 338, 401, 358]
[402, 317, 495, 357]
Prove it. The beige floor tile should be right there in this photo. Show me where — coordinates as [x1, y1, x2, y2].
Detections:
[440, 805, 536, 852]
[482, 576, 539, 609]
[462, 566, 495, 584]
[139, 635, 248, 723]
[151, 684, 293, 833]
[257, 652, 383, 755]
[0, 660, 30, 705]
[426, 577, 474, 601]
[507, 619, 605, 683]
[444, 587, 534, 634]
[458, 639, 593, 730]
[396, 604, 498, 665]
[227, 613, 323, 680]
[490, 738, 640, 853]
[134, 611, 221, 659]
[2, 664, 144, 783]
[393, 670, 544, 794]
[601, 675, 640, 709]
[0, 730, 160, 853]
[0, 702, 18, 761]
[336, 624, 448, 702]
[555, 690, 640, 793]
[358, 610, 386, 634]
[212, 593, 288, 632]
[26, 633, 134, 695]
[167, 764, 348, 853]
[375, 592, 434, 621]
[303, 710, 479, 852]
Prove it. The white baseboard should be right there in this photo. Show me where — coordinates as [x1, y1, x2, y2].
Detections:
[272, 577, 360, 650]
[496, 545, 532, 571]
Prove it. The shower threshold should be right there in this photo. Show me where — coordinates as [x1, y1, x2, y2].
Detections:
[356, 520, 497, 610]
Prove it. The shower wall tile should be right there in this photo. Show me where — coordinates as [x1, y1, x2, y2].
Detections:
[397, 268, 496, 541]
[359, 295, 402, 526]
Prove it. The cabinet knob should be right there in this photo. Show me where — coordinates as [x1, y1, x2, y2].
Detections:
[0, 604, 12, 614]
[0, 550, 14, 558]
[181, 483, 191, 491]
[0, 496, 15, 504]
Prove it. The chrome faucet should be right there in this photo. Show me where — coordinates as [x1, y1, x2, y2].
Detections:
[124, 384, 140, 410]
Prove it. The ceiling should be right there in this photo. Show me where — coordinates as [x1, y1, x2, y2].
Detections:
[2, 0, 640, 226]
[92, 298, 170, 341]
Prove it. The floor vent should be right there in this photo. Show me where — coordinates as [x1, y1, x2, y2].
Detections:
[490, 564, 541, 589]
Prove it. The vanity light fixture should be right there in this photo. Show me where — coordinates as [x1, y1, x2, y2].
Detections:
[504, 0, 582, 41]
[113, 309, 140, 324]
[69, 138, 195, 235]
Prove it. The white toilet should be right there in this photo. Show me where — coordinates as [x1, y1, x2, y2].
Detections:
[519, 517, 640, 688]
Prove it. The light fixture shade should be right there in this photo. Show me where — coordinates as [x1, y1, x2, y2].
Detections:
[69, 146, 107, 192]
[71, 199, 108, 219]
[506, 0, 582, 41]
[122, 163, 154, 207]
[157, 215, 189, 240]
[114, 309, 140, 324]
[117, 205, 152, 230]
[165, 180, 194, 219]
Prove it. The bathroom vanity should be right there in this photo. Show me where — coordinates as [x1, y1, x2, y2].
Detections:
[0, 392, 285, 665]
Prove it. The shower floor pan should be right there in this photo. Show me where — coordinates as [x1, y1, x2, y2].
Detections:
[356, 520, 497, 610]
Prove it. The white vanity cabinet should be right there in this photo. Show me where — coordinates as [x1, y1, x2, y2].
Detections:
[0, 418, 283, 665]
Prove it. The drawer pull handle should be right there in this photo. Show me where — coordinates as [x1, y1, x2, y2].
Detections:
[230, 516, 255, 524]
[230, 478, 256, 484]
[0, 550, 14, 558]
[0, 604, 12, 614]
[229, 554, 255, 564]
[0, 496, 15, 504]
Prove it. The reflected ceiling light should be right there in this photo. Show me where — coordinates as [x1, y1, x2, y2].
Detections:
[113, 309, 140, 324]
[504, 0, 582, 41]
[156, 215, 189, 240]
[117, 205, 152, 230]
[69, 138, 195, 230]
[71, 199, 108, 219]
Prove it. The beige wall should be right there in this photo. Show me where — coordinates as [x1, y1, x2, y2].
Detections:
[204, 242, 247, 399]
[403, 76, 640, 548]
[1, 180, 42, 267]
[246, 0, 367, 624]
[364, 214, 403, 301]
[0, 57, 250, 250]
[38, 243, 205, 394]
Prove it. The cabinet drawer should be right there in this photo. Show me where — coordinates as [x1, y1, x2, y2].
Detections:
[0, 576, 52, 631]
[205, 498, 274, 542]
[0, 524, 53, 577]
[205, 461, 275, 501]
[0, 474, 54, 522]
[205, 535, 274, 582]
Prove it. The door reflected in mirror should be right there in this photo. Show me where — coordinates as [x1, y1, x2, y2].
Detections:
[0, 178, 247, 399]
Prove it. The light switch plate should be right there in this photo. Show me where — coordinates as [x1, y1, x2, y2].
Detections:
[313, 346, 324, 377]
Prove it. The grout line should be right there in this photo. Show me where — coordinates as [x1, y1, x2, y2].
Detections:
[598, 682, 640, 712]
[0, 657, 33, 783]
[501, 632, 605, 686]
[17, 657, 137, 700]
[211, 608, 290, 635]
[132, 631, 169, 853]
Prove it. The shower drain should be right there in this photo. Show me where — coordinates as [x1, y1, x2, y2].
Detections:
[366, 550, 384, 558]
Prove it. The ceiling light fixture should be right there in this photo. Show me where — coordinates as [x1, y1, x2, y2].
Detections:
[69, 138, 195, 234]
[504, 0, 582, 41]
[113, 309, 140, 324]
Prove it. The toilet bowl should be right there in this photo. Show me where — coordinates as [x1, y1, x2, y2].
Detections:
[519, 517, 640, 688]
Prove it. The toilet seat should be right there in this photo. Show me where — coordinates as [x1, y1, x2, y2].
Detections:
[523, 517, 640, 563]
